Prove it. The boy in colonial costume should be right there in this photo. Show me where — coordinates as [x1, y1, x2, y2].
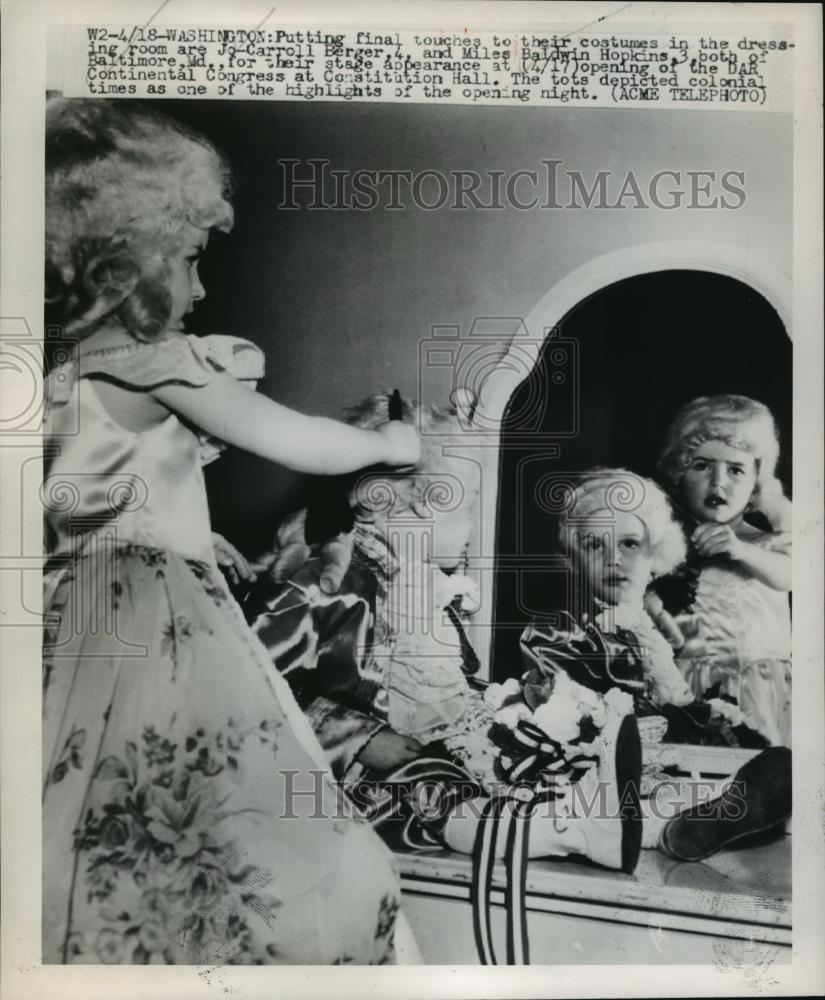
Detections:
[247, 396, 790, 871]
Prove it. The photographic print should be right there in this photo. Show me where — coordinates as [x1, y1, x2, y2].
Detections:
[1, 2, 822, 998]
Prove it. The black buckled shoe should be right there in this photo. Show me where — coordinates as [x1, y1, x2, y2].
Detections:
[660, 747, 791, 862]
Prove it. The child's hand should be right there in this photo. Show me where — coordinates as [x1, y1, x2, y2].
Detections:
[212, 532, 255, 586]
[691, 523, 743, 561]
[674, 614, 707, 660]
[357, 729, 423, 775]
[645, 591, 686, 651]
[376, 421, 421, 469]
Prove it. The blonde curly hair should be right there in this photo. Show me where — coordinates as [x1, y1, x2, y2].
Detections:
[46, 98, 233, 340]
[345, 393, 469, 521]
[658, 395, 790, 531]
[558, 468, 687, 578]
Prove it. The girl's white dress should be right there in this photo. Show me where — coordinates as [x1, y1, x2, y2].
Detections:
[677, 524, 792, 747]
[42, 333, 400, 965]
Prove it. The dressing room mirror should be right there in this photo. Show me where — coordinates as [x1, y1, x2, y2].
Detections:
[489, 269, 791, 728]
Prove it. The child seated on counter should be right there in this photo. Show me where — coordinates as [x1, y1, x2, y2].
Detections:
[654, 395, 792, 747]
[510, 468, 785, 856]
[246, 392, 487, 784]
[247, 396, 646, 872]
[247, 401, 790, 870]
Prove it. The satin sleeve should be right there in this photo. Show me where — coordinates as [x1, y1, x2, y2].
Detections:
[60, 334, 214, 397]
[520, 612, 646, 708]
[187, 334, 265, 382]
[303, 697, 387, 784]
[48, 332, 264, 420]
[248, 558, 383, 713]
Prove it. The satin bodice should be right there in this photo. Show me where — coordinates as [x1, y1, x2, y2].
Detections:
[43, 333, 265, 565]
[44, 379, 214, 562]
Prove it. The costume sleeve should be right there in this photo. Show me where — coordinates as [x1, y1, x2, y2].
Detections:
[76, 334, 217, 389]
[188, 334, 265, 383]
[519, 613, 583, 709]
[45, 334, 217, 410]
[248, 557, 381, 711]
[63, 333, 265, 466]
[249, 559, 389, 781]
[303, 696, 387, 784]
[520, 611, 646, 705]
[247, 573, 319, 690]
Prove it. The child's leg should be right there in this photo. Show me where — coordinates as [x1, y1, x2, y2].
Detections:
[443, 714, 643, 873]
[442, 792, 587, 857]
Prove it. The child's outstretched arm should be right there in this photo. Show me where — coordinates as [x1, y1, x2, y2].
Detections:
[152, 372, 420, 474]
[691, 524, 791, 592]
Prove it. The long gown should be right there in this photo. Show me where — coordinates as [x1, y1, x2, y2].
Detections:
[41, 332, 400, 965]
[676, 523, 792, 747]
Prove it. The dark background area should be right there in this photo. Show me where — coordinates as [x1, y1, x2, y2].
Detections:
[491, 270, 791, 679]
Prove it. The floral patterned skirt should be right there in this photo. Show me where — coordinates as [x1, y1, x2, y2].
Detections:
[42, 544, 400, 965]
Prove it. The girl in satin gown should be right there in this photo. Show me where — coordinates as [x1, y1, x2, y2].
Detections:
[42, 98, 420, 965]
[656, 395, 792, 746]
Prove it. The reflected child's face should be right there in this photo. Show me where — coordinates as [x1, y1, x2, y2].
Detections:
[570, 511, 654, 607]
[166, 225, 209, 332]
[680, 440, 757, 525]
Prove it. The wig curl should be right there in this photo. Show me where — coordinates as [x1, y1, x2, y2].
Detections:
[345, 393, 468, 520]
[46, 98, 233, 340]
[558, 469, 687, 578]
[657, 395, 790, 530]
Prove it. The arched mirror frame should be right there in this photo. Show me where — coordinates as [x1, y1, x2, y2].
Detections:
[463, 241, 792, 675]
